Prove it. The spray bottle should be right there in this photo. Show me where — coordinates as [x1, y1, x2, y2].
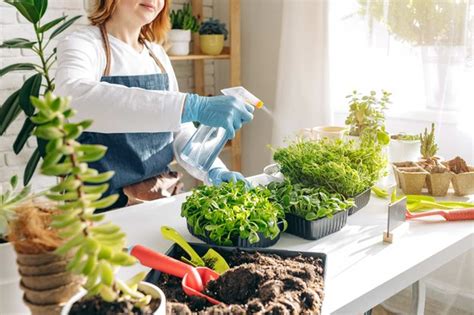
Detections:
[179, 87, 263, 176]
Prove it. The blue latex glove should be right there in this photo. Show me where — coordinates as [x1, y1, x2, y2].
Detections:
[182, 94, 254, 139]
[207, 167, 250, 187]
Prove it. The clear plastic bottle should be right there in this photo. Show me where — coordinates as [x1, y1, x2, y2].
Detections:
[179, 87, 263, 174]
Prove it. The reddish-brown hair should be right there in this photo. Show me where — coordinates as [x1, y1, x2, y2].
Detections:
[88, 0, 170, 43]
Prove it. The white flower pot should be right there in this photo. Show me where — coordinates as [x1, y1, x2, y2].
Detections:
[168, 29, 191, 56]
[60, 282, 166, 315]
[389, 139, 421, 163]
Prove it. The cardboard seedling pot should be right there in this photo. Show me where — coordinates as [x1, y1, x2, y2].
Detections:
[18, 259, 68, 276]
[20, 271, 81, 291]
[21, 280, 81, 305]
[394, 165, 429, 195]
[392, 162, 418, 188]
[452, 166, 474, 196]
[426, 172, 453, 196]
[16, 251, 65, 267]
[23, 295, 65, 315]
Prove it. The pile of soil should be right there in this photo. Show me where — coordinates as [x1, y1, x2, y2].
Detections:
[159, 251, 325, 315]
[70, 295, 160, 315]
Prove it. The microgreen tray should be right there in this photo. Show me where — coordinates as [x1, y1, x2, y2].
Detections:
[285, 209, 348, 240]
[348, 188, 371, 215]
[186, 221, 284, 248]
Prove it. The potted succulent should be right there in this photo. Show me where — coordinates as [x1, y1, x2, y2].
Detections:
[199, 18, 229, 55]
[389, 133, 421, 162]
[268, 179, 354, 240]
[344, 90, 391, 146]
[444, 156, 474, 196]
[181, 181, 286, 248]
[168, 3, 200, 55]
[0, 0, 81, 185]
[5, 94, 166, 314]
[418, 123, 452, 196]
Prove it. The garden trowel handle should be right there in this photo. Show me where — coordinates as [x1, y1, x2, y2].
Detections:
[130, 245, 204, 291]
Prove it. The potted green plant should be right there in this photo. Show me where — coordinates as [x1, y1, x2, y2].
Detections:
[272, 138, 386, 214]
[168, 3, 200, 55]
[444, 156, 474, 196]
[389, 133, 421, 162]
[5, 94, 166, 314]
[0, 0, 81, 185]
[344, 90, 391, 146]
[199, 18, 228, 55]
[181, 181, 286, 247]
[418, 123, 452, 196]
[268, 179, 354, 240]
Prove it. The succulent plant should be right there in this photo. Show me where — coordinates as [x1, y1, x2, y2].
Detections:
[32, 93, 150, 306]
[420, 123, 439, 161]
[0, 176, 31, 239]
[170, 3, 200, 32]
[199, 18, 228, 40]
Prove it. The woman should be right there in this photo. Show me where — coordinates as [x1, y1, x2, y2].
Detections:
[55, 0, 253, 208]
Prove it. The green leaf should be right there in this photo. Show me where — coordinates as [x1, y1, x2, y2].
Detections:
[19, 74, 42, 116]
[50, 15, 82, 39]
[0, 63, 36, 77]
[23, 147, 41, 185]
[34, 125, 63, 139]
[10, 175, 18, 190]
[83, 184, 109, 194]
[90, 194, 119, 209]
[5, 1, 40, 23]
[0, 91, 22, 136]
[34, 0, 48, 20]
[41, 162, 73, 176]
[13, 118, 35, 154]
[82, 171, 114, 184]
[0, 38, 36, 49]
[38, 16, 66, 33]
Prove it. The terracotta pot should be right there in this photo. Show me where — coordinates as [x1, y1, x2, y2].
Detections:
[60, 282, 167, 315]
[23, 295, 65, 315]
[426, 172, 453, 196]
[393, 165, 429, 195]
[21, 271, 81, 290]
[451, 166, 474, 196]
[21, 280, 81, 305]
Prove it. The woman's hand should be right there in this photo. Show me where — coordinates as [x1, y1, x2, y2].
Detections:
[182, 94, 254, 139]
[207, 167, 249, 186]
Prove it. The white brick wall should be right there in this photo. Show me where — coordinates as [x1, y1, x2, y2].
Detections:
[0, 0, 216, 191]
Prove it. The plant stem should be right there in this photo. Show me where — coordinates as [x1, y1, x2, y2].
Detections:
[34, 23, 54, 93]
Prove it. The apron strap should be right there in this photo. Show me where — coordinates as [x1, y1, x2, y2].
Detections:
[99, 24, 167, 76]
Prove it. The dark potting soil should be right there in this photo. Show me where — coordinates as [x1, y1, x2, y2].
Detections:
[160, 251, 325, 315]
[69, 295, 160, 315]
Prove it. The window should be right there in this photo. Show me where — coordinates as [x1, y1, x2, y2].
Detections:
[329, 0, 473, 114]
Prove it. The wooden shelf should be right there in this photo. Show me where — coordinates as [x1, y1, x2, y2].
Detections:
[169, 47, 230, 61]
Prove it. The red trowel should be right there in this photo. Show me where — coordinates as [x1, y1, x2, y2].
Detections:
[406, 208, 474, 221]
[130, 245, 221, 305]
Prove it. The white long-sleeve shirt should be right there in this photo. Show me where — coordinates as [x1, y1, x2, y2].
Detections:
[55, 25, 186, 133]
[55, 25, 225, 180]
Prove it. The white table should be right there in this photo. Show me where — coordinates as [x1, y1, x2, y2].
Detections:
[1, 174, 473, 314]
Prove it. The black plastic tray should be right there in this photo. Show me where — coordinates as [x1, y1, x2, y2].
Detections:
[187, 221, 283, 248]
[145, 242, 327, 301]
[348, 188, 371, 215]
[285, 209, 348, 240]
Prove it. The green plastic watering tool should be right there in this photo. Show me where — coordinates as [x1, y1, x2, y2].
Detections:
[160, 226, 230, 274]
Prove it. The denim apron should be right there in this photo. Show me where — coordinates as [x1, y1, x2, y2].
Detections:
[78, 25, 175, 209]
